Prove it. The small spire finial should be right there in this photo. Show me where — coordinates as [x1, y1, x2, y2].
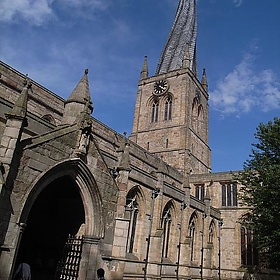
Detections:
[201, 68, 208, 92]
[140, 56, 148, 80]
[85, 69, 89, 75]
[23, 74, 32, 89]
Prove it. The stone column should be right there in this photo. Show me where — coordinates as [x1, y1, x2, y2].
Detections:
[78, 236, 100, 280]
[0, 222, 25, 280]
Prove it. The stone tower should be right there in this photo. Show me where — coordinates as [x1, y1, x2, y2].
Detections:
[130, 0, 211, 174]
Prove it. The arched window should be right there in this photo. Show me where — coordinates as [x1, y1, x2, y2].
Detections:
[151, 99, 159, 122]
[191, 98, 198, 131]
[42, 114, 56, 125]
[164, 96, 172, 121]
[209, 221, 215, 243]
[188, 213, 197, 262]
[241, 226, 258, 266]
[161, 203, 172, 258]
[197, 105, 204, 133]
[125, 189, 140, 254]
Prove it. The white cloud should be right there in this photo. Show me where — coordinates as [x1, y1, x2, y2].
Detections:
[61, 0, 108, 9]
[210, 54, 280, 116]
[0, 0, 110, 26]
[233, 0, 243, 7]
[0, 0, 54, 26]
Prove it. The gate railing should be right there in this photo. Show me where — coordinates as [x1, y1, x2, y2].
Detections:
[55, 235, 83, 280]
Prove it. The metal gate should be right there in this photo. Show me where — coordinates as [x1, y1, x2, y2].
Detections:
[55, 235, 83, 280]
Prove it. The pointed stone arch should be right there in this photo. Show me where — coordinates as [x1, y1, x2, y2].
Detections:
[126, 185, 145, 212]
[19, 158, 104, 238]
[146, 96, 160, 123]
[162, 199, 177, 220]
[205, 219, 218, 269]
[41, 114, 56, 125]
[163, 93, 173, 121]
[197, 104, 204, 135]
[125, 185, 145, 255]
[191, 97, 199, 131]
[161, 199, 177, 260]
[208, 219, 216, 243]
[187, 210, 198, 263]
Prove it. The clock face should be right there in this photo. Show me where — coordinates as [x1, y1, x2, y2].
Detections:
[153, 80, 169, 95]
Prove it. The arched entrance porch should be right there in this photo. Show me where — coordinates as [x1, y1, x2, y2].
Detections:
[16, 176, 85, 279]
[13, 159, 104, 280]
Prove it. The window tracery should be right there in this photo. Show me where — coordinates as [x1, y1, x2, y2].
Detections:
[151, 99, 159, 122]
[125, 189, 140, 254]
[188, 213, 197, 262]
[164, 96, 172, 121]
[161, 203, 173, 258]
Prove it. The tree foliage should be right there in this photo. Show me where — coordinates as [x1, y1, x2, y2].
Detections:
[237, 117, 280, 271]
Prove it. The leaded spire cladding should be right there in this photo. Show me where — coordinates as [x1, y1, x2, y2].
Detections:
[156, 0, 197, 75]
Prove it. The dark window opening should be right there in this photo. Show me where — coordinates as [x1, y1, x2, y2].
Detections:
[125, 192, 139, 254]
[151, 100, 159, 122]
[241, 227, 258, 267]
[165, 139, 169, 148]
[195, 184, 205, 201]
[161, 206, 172, 258]
[164, 97, 172, 121]
[189, 219, 196, 261]
[222, 183, 237, 207]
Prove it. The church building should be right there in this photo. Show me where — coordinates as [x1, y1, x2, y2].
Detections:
[0, 0, 256, 279]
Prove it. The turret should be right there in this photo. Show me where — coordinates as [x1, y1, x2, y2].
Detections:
[201, 68, 208, 92]
[62, 69, 93, 124]
[140, 56, 149, 80]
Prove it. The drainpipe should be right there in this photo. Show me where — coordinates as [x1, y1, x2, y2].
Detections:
[176, 201, 186, 279]
[143, 189, 159, 280]
[200, 212, 207, 280]
[218, 219, 223, 280]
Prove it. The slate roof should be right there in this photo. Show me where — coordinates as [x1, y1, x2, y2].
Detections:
[156, 0, 197, 75]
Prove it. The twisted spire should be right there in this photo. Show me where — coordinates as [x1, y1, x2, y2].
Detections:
[156, 0, 197, 75]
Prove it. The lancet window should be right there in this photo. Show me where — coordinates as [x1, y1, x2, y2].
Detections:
[209, 221, 215, 243]
[161, 203, 172, 258]
[125, 189, 140, 254]
[151, 99, 159, 122]
[188, 213, 197, 262]
[241, 226, 258, 266]
[164, 96, 172, 121]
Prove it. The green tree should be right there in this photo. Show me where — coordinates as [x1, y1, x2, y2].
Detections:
[238, 117, 280, 271]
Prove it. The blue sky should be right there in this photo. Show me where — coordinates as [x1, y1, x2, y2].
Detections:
[1, 0, 279, 172]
